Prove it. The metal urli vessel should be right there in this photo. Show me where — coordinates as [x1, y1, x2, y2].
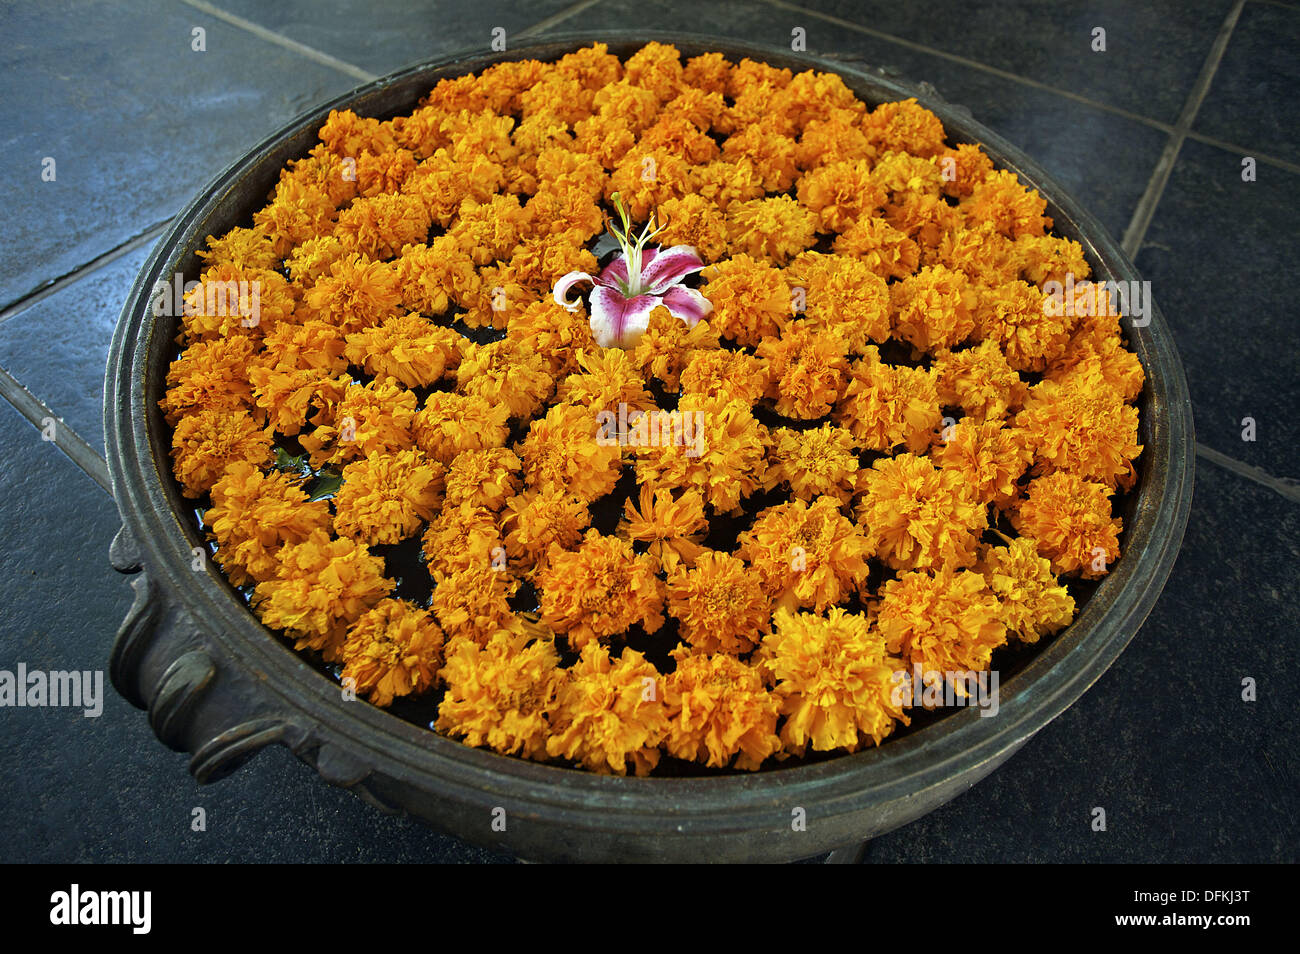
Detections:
[103, 34, 1194, 863]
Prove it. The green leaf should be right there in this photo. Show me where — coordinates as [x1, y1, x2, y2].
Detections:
[272, 446, 308, 474]
[306, 471, 344, 502]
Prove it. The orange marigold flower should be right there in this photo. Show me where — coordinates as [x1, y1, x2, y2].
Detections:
[605, 147, 697, 221]
[871, 150, 944, 198]
[679, 348, 766, 404]
[978, 537, 1075, 643]
[197, 226, 280, 271]
[778, 70, 864, 131]
[692, 158, 766, 209]
[884, 191, 964, 253]
[555, 347, 654, 414]
[445, 447, 522, 512]
[430, 564, 519, 644]
[834, 346, 941, 453]
[1011, 472, 1121, 578]
[394, 236, 480, 316]
[665, 549, 771, 655]
[640, 113, 721, 165]
[178, 263, 295, 343]
[876, 567, 1007, 684]
[656, 194, 730, 262]
[160, 335, 259, 426]
[962, 168, 1051, 238]
[340, 599, 445, 707]
[930, 418, 1032, 508]
[252, 178, 338, 257]
[252, 528, 393, 662]
[333, 192, 432, 260]
[760, 607, 908, 754]
[170, 407, 274, 498]
[343, 312, 464, 388]
[699, 254, 790, 347]
[738, 496, 872, 613]
[725, 195, 818, 265]
[624, 40, 686, 102]
[447, 194, 528, 265]
[524, 182, 605, 242]
[1046, 333, 1145, 405]
[1015, 375, 1143, 489]
[634, 395, 767, 513]
[976, 280, 1075, 373]
[795, 113, 875, 170]
[505, 297, 597, 378]
[500, 489, 591, 575]
[720, 118, 799, 191]
[863, 98, 947, 157]
[764, 423, 860, 505]
[831, 215, 920, 281]
[756, 318, 850, 419]
[855, 453, 987, 573]
[355, 148, 418, 198]
[932, 338, 1029, 421]
[795, 158, 884, 232]
[285, 235, 350, 286]
[303, 253, 402, 332]
[536, 529, 665, 650]
[938, 143, 994, 198]
[248, 366, 347, 438]
[557, 41, 623, 90]
[318, 108, 398, 158]
[299, 378, 417, 468]
[205, 461, 332, 585]
[891, 264, 977, 353]
[1014, 233, 1091, 287]
[435, 631, 564, 760]
[507, 232, 600, 293]
[929, 221, 1020, 286]
[412, 391, 510, 465]
[618, 485, 708, 574]
[632, 307, 720, 392]
[546, 643, 668, 776]
[516, 402, 623, 503]
[456, 339, 555, 419]
[682, 51, 732, 95]
[259, 319, 348, 375]
[422, 501, 501, 580]
[663, 649, 782, 770]
[333, 449, 444, 546]
[662, 86, 728, 131]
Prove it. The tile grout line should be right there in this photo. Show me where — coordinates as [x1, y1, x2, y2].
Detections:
[1120, 0, 1246, 257]
[1183, 130, 1300, 175]
[0, 365, 111, 495]
[175, 0, 378, 81]
[0, 219, 171, 329]
[1196, 443, 1300, 504]
[516, 0, 607, 37]
[762, 0, 1178, 134]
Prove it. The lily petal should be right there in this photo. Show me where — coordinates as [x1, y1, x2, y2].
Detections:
[597, 255, 629, 288]
[589, 286, 659, 348]
[553, 271, 594, 312]
[660, 285, 713, 326]
[642, 245, 705, 295]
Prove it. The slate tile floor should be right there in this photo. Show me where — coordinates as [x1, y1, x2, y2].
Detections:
[0, 0, 1295, 864]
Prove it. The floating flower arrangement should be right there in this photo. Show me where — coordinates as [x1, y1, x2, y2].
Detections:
[162, 42, 1143, 776]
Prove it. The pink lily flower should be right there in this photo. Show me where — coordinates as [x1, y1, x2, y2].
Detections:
[553, 194, 712, 348]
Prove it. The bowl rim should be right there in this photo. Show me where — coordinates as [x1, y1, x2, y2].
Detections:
[104, 31, 1195, 839]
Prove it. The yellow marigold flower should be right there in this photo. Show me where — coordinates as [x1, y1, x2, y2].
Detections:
[634, 394, 767, 513]
[318, 108, 397, 158]
[505, 298, 596, 378]
[205, 461, 332, 586]
[299, 378, 417, 468]
[764, 423, 860, 505]
[197, 226, 280, 271]
[456, 339, 555, 419]
[524, 182, 605, 242]
[632, 307, 720, 392]
[930, 222, 1020, 286]
[885, 191, 964, 253]
[605, 147, 697, 221]
[557, 41, 623, 90]
[700, 253, 790, 347]
[679, 348, 766, 404]
[930, 418, 1032, 508]
[624, 40, 686, 102]
[756, 318, 850, 419]
[333, 449, 444, 546]
[834, 346, 941, 453]
[863, 98, 947, 157]
[422, 501, 501, 581]
[760, 607, 908, 754]
[1011, 472, 1122, 579]
[178, 263, 295, 343]
[618, 485, 708, 574]
[665, 550, 771, 655]
[938, 143, 994, 198]
[725, 195, 818, 264]
[170, 407, 274, 498]
[876, 567, 1007, 684]
[973, 279, 1073, 373]
[285, 235, 350, 286]
[778, 70, 864, 131]
[662, 86, 728, 131]
[891, 264, 977, 353]
[340, 599, 445, 707]
[259, 319, 348, 375]
[500, 489, 591, 576]
[394, 236, 480, 316]
[252, 178, 337, 257]
[796, 159, 884, 232]
[978, 537, 1075, 643]
[682, 51, 732, 95]
[1015, 375, 1143, 489]
[252, 528, 393, 662]
[303, 254, 402, 332]
[727, 57, 793, 97]
[343, 313, 464, 388]
[738, 496, 872, 612]
[1015, 233, 1091, 287]
[507, 232, 600, 293]
[402, 149, 503, 226]
[282, 141, 359, 208]
[640, 113, 721, 165]
[546, 643, 668, 776]
[248, 367, 347, 438]
[573, 113, 637, 169]
[871, 150, 944, 198]
[856, 453, 987, 573]
[445, 447, 522, 512]
[720, 118, 799, 191]
[656, 194, 730, 262]
[537, 529, 665, 650]
[516, 402, 623, 503]
[160, 335, 259, 426]
[663, 649, 781, 770]
[692, 158, 766, 209]
[962, 168, 1051, 238]
[795, 112, 875, 170]
[436, 631, 564, 761]
[832, 215, 919, 281]
[932, 339, 1029, 421]
[431, 564, 519, 644]
[787, 252, 890, 352]
[355, 148, 418, 198]
[333, 192, 431, 260]
[413, 391, 510, 465]
[555, 347, 654, 414]
[1046, 333, 1145, 405]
